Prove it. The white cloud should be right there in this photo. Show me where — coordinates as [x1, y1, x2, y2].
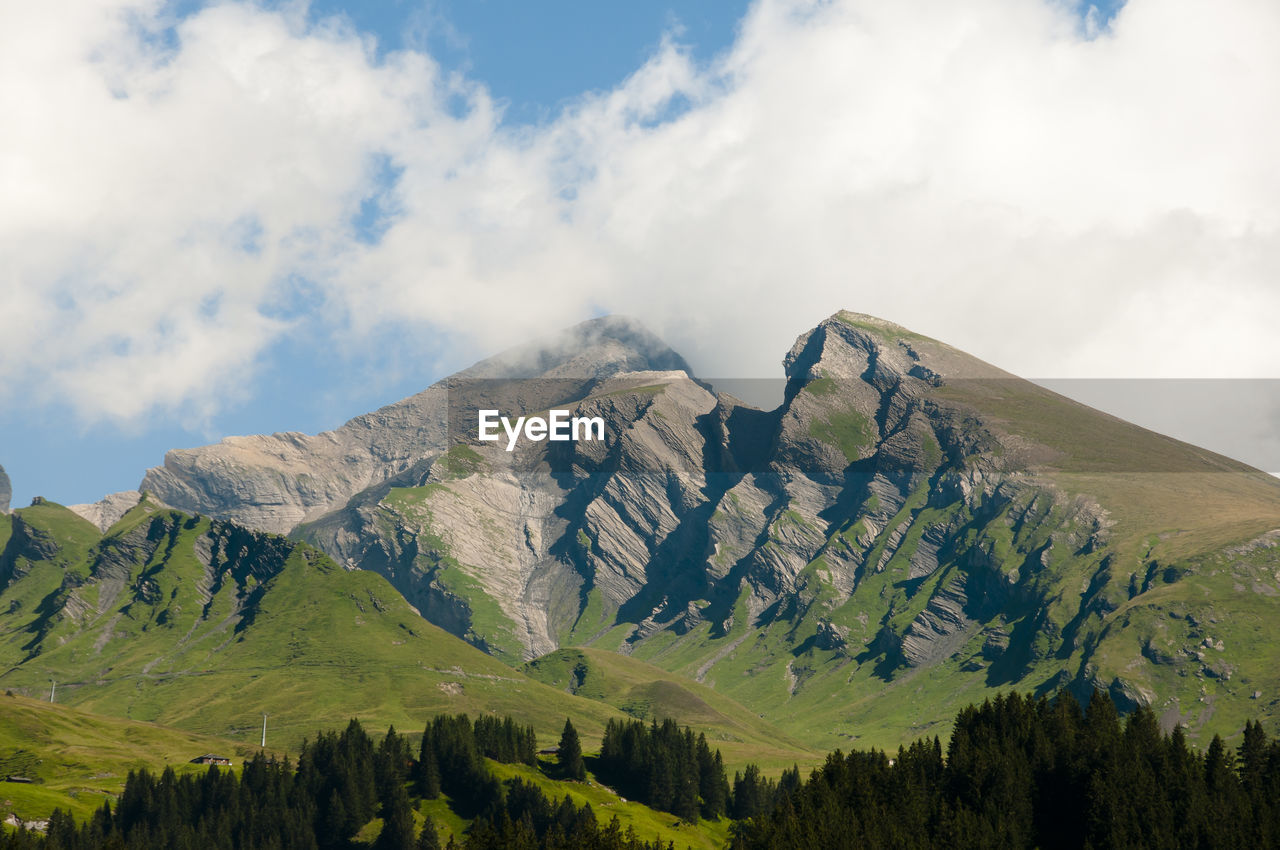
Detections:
[2, 0, 1279, 425]
[0, 0, 451, 421]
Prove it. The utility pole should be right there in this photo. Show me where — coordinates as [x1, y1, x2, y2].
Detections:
[261, 713, 268, 748]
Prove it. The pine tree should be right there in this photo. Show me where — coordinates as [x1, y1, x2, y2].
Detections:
[375, 781, 416, 850]
[559, 718, 586, 781]
[321, 789, 348, 848]
[698, 742, 728, 819]
[674, 764, 700, 823]
[377, 725, 411, 796]
[732, 764, 767, 820]
[416, 818, 442, 850]
[44, 809, 77, 850]
[416, 726, 442, 799]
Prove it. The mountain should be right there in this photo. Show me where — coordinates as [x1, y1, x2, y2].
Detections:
[0, 462, 10, 513]
[0, 497, 810, 770]
[58, 311, 1280, 751]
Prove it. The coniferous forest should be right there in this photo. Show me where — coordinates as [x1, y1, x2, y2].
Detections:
[730, 692, 1280, 850]
[1, 715, 665, 850]
[8, 692, 1280, 848]
[597, 718, 731, 822]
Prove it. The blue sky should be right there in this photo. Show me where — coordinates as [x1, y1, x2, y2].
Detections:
[310, 0, 749, 121]
[3, 0, 1279, 509]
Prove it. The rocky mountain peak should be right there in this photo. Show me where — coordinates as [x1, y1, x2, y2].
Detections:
[785, 311, 1010, 388]
[0, 463, 9, 514]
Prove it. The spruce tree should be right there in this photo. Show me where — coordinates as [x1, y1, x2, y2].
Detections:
[697, 734, 728, 819]
[375, 781, 415, 850]
[415, 726, 441, 799]
[732, 764, 766, 820]
[559, 718, 586, 781]
[416, 818, 442, 850]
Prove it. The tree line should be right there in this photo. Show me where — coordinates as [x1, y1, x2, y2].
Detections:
[10, 692, 1280, 848]
[0, 714, 669, 850]
[731, 691, 1280, 849]
[596, 717, 731, 822]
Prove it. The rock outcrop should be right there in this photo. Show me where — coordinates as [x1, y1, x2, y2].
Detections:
[69, 491, 146, 532]
[0, 463, 10, 514]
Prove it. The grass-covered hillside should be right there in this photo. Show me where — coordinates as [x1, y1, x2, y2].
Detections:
[0, 499, 631, 749]
[0, 499, 812, 775]
[0, 693, 262, 823]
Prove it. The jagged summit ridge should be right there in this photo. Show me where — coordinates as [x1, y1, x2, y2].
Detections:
[787, 311, 1014, 383]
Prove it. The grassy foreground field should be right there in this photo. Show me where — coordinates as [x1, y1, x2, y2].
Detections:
[0, 694, 268, 823]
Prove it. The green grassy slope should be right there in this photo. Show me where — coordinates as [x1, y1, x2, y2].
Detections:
[488, 758, 732, 850]
[0, 693, 264, 823]
[362, 759, 733, 848]
[937, 374, 1280, 562]
[613, 484, 1280, 752]
[622, 594, 1011, 752]
[0, 501, 628, 751]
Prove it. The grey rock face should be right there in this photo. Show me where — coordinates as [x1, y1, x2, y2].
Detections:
[0, 463, 9, 513]
[69, 491, 146, 531]
[298, 370, 720, 660]
[898, 574, 974, 667]
[141, 400, 448, 535]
